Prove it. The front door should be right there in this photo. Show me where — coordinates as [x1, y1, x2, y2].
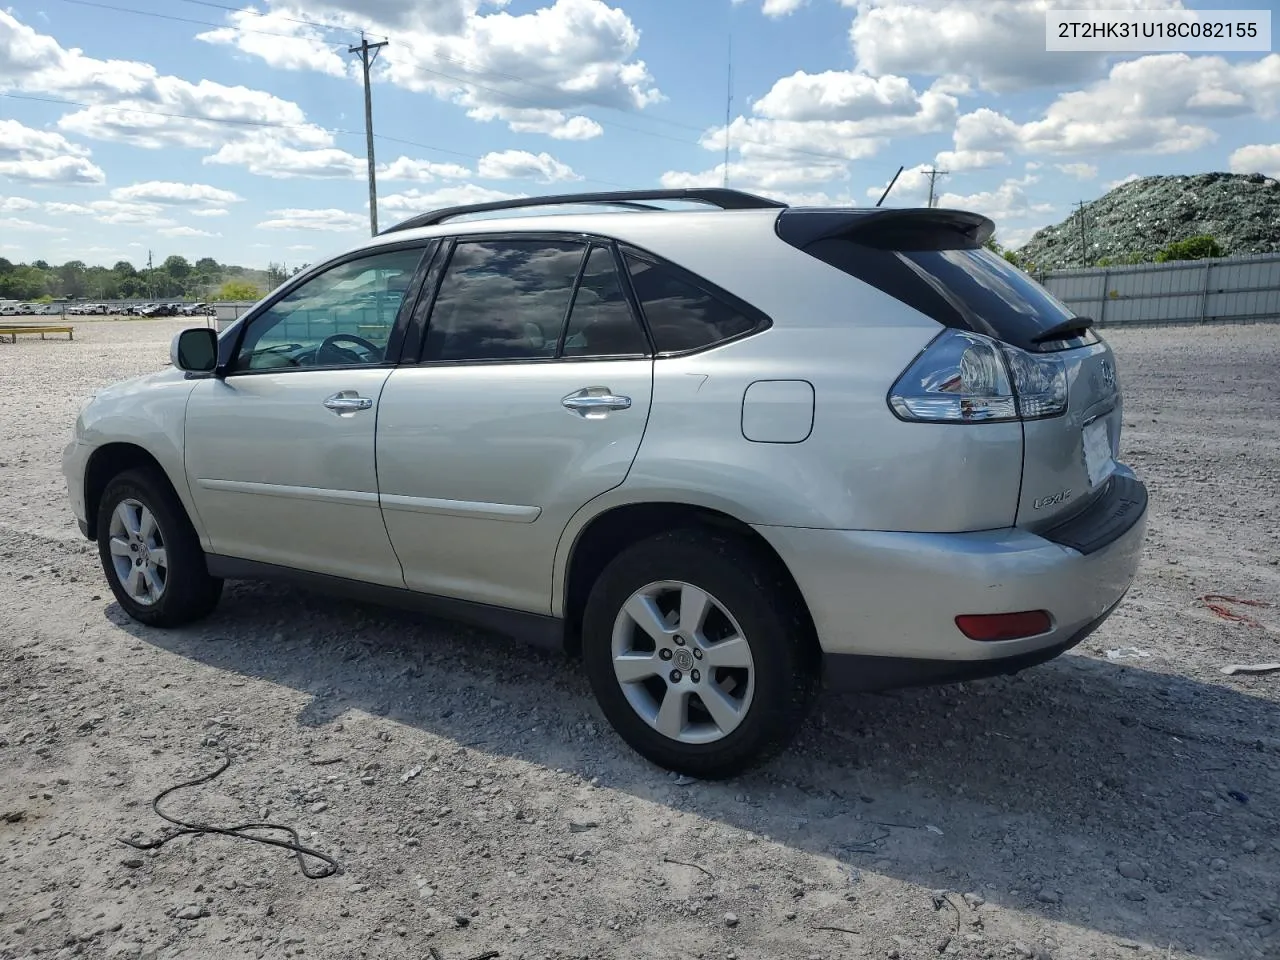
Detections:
[184, 244, 428, 586]
[377, 238, 655, 612]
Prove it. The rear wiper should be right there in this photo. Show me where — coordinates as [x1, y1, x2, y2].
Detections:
[1031, 315, 1094, 344]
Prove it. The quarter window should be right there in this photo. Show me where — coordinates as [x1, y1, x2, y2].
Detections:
[424, 239, 586, 362]
[623, 253, 764, 354]
[233, 247, 424, 372]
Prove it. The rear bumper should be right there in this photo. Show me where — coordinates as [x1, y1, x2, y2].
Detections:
[752, 468, 1148, 690]
[822, 593, 1124, 692]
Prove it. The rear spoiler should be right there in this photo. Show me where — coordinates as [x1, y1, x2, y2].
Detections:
[775, 207, 996, 251]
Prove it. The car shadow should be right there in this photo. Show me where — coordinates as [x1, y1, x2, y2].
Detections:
[111, 578, 1280, 958]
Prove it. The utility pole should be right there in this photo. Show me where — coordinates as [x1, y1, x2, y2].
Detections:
[349, 32, 389, 237]
[924, 167, 949, 208]
[1073, 200, 1089, 267]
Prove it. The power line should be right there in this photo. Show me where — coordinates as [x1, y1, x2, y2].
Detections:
[174, 0, 383, 39]
[55, 0, 356, 48]
[350, 32, 389, 237]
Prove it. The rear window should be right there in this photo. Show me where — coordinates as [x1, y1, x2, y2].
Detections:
[791, 224, 1093, 352]
[898, 247, 1079, 343]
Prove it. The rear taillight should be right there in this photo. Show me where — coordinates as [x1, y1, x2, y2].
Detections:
[955, 610, 1053, 641]
[888, 329, 1067, 423]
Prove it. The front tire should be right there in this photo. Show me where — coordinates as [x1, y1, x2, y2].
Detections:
[582, 529, 818, 779]
[97, 468, 222, 627]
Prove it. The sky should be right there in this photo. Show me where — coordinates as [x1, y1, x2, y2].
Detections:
[0, 0, 1277, 269]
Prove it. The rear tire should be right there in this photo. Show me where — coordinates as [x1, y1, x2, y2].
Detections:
[97, 467, 222, 627]
[582, 528, 818, 779]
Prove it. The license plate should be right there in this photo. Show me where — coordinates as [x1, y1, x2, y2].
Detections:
[1082, 418, 1115, 487]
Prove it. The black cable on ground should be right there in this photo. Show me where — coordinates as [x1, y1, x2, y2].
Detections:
[118, 753, 343, 879]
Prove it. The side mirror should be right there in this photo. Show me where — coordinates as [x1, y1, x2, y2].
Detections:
[171, 328, 218, 373]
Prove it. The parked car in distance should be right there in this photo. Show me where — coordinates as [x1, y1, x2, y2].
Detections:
[62, 188, 1149, 778]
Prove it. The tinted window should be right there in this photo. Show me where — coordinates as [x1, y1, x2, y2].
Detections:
[624, 254, 761, 353]
[425, 239, 585, 362]
[562, 246, 649, 358]
[234, 247, 423, 371]
[791, 224, 1090, 352]
[897, 247, 1079, 343]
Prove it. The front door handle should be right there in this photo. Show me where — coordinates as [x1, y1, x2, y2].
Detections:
[562, 387, 632, 418]
[323, 392, 373, 413]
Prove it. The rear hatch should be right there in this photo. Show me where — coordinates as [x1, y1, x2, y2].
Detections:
[776, 207, 1123, 530]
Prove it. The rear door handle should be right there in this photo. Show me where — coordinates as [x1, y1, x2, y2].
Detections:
[562, 387, 632, 417]
[323, 392, 373, 413]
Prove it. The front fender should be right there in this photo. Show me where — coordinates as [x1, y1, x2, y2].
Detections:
[76, 369, 208, 545]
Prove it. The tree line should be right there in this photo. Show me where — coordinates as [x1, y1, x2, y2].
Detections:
[0, 256, 308, 303]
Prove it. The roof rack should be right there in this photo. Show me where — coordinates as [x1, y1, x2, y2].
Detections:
[379, 188, 789, 235]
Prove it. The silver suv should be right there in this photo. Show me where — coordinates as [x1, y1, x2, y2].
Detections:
[63, 189, 1148, 778]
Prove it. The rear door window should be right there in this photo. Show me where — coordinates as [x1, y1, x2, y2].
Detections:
[561, 246, 650, 358]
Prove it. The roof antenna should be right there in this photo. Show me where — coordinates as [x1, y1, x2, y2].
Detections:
[875, 165, 904, 207]
[722, 20, 734, 187]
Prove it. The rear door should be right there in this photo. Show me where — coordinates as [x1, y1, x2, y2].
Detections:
[376, 236, 654, 613]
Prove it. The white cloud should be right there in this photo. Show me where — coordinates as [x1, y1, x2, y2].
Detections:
[1056, 163, 1098, 180]
[752, 70, 940, 125]
[287, 244, 317, 251]
[998, 224, 1044, 250]
[0, 195, 39, 212]
[661, 71, 958, 196]
[197, 0, 661, 139]
[379, 184, 523, 218]
[190, 208, 231, 217]
[204, 138, 475, 183]
[933, 149, 1008, 172]
[762, 0, 808, 16]
[159, 226, 220, 238]
[1105, 173, 1143, 189]
[0, 119, 105, 185]
[111, 181, 243, 205]
[935, 174, 1056, 223]
[257, 208, 367, 231]
[0, 10, 331, 152]
[847, 0, 1188, 93]
[477, 150, 579, 182]
[950, 54, 1280, 159]
[0, 216, 62, 233]
[45, 199, 176, 226]
[196, 8, 354, 79]
[1229, 144, 1280, 179]
[379, 157, 473, 182]
[204, 140, 365, 179]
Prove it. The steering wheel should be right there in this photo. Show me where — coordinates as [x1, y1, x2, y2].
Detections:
[316, 332, 381, 365]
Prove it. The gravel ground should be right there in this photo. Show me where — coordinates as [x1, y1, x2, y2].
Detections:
[1, 318, 1278, 960]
